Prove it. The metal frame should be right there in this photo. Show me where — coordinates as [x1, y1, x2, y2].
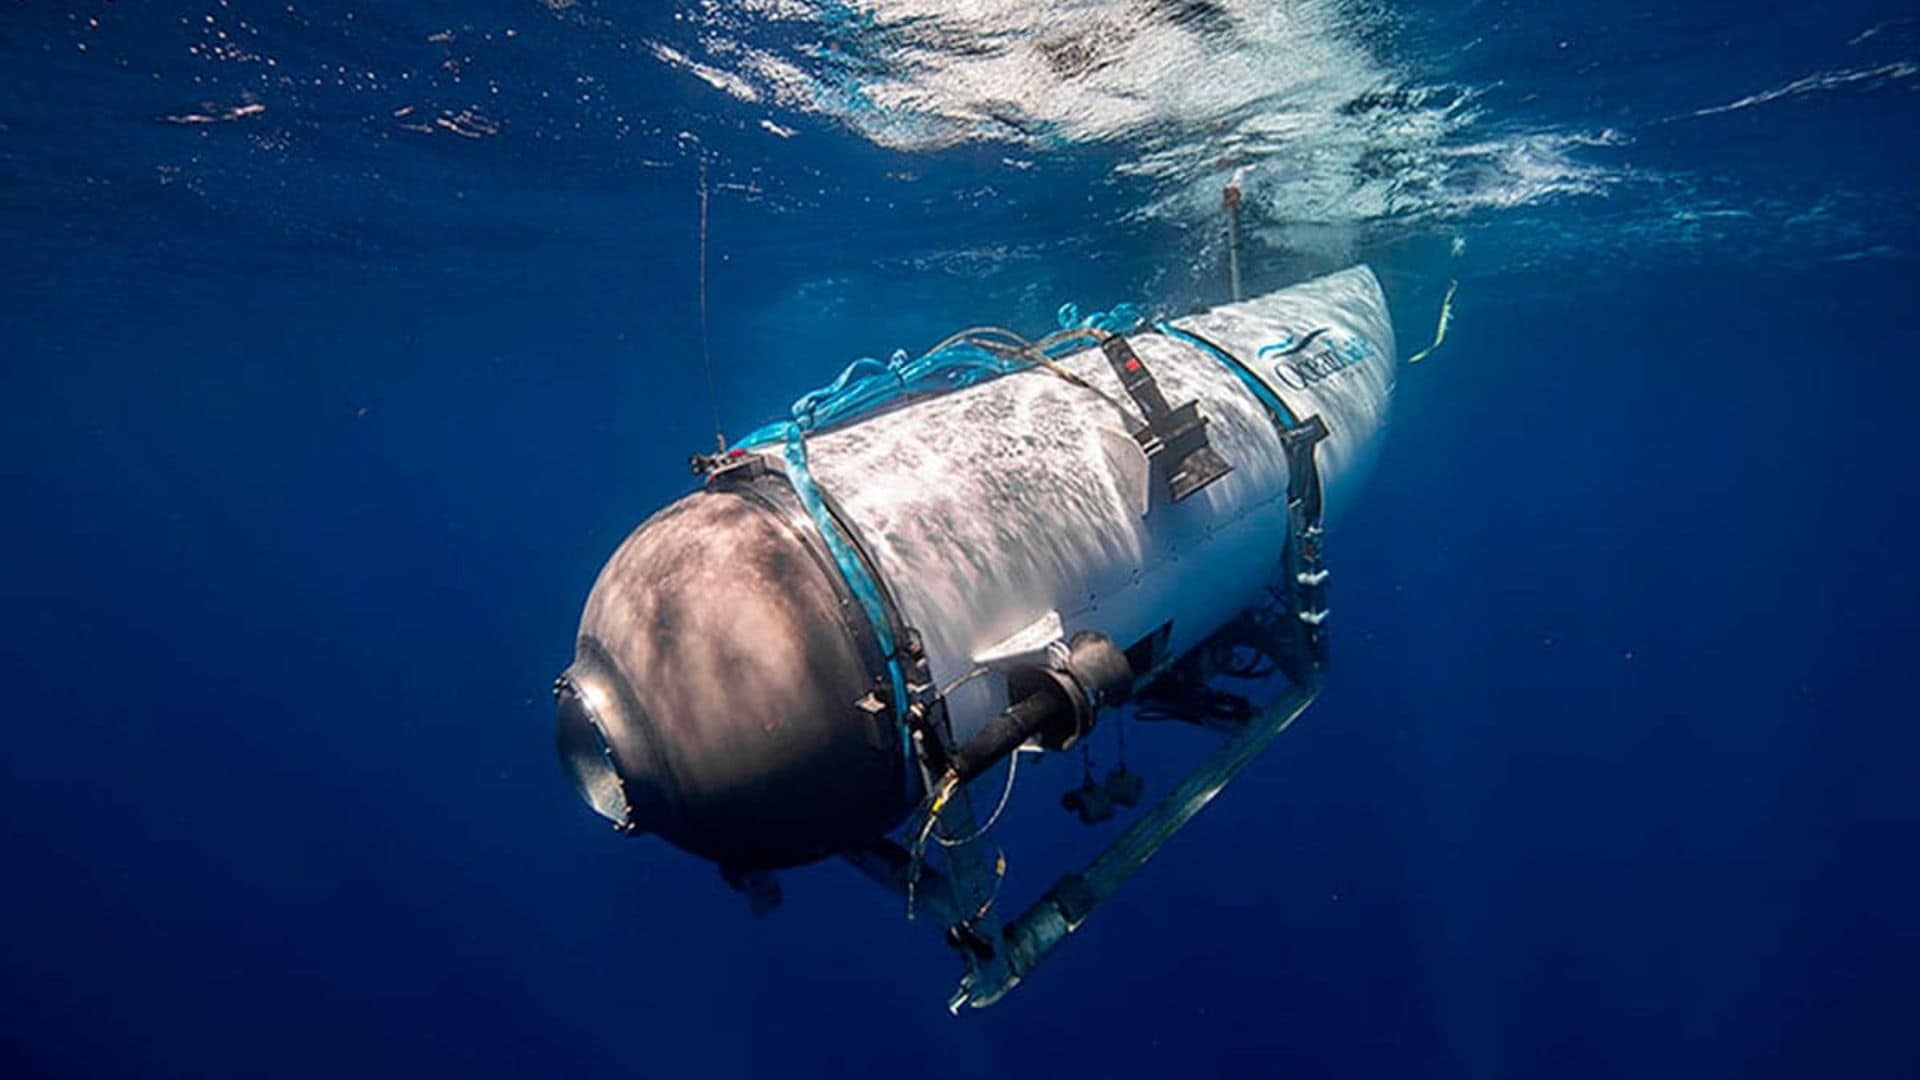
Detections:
[846, 402, 1337, 1012]
[847, 659, 1320, 1011]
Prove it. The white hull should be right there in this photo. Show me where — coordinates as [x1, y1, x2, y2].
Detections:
[795, 266, 1396, 747]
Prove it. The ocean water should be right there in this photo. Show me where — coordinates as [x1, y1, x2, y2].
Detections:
[3, 2, 1917, 1077]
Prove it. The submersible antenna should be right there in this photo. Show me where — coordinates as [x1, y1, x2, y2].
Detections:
[697, 154, 725, 453]
[1224, 181, 1244, 302]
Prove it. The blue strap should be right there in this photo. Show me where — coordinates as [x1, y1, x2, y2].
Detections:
[736, 342, 1028, 450]
[1156, 322, 1297, 431]
[777, 424, 916, 780]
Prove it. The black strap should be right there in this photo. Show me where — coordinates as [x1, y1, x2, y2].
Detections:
[1099, 334, 1233, 503]
[1101, 335, 1173, 422]
[1277, 414, 1331, 669]
[1279, 414, 1330, 525]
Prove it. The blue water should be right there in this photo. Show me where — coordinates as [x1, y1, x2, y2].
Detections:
[4, 3, 1917, 1076]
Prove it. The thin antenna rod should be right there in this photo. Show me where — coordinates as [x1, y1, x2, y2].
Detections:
[697, 154, 725, 453]
[1223, 181, 1244, 302]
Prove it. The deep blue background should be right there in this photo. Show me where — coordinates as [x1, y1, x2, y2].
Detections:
[4, 3, 1917, 1077]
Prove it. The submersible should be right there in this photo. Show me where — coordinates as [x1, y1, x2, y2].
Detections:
[555, 266, 1397, 1006]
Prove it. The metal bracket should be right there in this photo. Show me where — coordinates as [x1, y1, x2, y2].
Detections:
[1278, 414, 1330, 526]
[896, 627, 952, 778]
[950, 664, 1323, 1010]
[691, 446, 770, 482]
[910, 596, 1325, 1010]
[1101, 335, 1233, 502]
[1278, 414, 1332, 669]
[879, 623, 1011, 1006]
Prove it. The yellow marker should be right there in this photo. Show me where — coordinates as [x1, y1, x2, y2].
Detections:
[1407, 279, 1458, 364]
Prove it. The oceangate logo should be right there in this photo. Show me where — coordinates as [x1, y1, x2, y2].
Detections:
[1263, 333, 1372, 390]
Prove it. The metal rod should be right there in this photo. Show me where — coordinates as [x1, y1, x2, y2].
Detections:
[956, 674, 1321, 1008]
[1224, 183, 1245, 302]
[697, 153, 725, 453]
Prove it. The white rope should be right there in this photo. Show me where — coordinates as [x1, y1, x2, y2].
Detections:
[936, 747, 1031, 848]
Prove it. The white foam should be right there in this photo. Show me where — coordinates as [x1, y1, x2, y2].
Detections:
[649, 0, 1626, 245]
[1686, 61, 1918, 119]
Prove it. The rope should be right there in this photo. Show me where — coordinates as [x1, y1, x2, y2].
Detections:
[904, 771, 960, 918]
[902, 741, 1033, 917]
[696, 155, 724, 453]
[731, 317, 1144, 451]
[935, 748, 1030, 848]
